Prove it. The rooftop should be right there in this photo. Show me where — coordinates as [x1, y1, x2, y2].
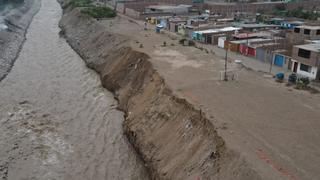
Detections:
[194, 27, 241, 34]
[168, 17, 187, 22]
[146, 4, 192, 10]
[286, 21, 304, 25]
[295, 43, 320, 52]
[233, 32, 271, 39]
[234, 23, 279, 29]
[206, 1, 284, 5]
[270, 18, 285, 21]
[230, 38, 272, 45]
[296, 25, 320, 30]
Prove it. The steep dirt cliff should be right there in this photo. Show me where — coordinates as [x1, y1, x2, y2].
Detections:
[59, 5, 261, 180]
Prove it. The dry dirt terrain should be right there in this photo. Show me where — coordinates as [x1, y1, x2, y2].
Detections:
[98, 14, 320, 180]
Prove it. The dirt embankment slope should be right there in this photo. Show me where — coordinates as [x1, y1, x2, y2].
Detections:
[0, 0, 40, 81]
[59, 4, 261, 180]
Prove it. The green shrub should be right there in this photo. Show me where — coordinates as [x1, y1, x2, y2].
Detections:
[81, 7, 117, 18]
[69, 0, 91, 7]
[274, 7, 320, 20]
[296, 77, 310, 89]
[300, 77, 310, 86]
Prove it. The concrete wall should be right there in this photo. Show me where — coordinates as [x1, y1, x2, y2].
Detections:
[125, 7, 141, 19]
[203, 2, 282, 16]
[286, 27, 320, 50]
[203, 0, 320, 16]
[286, 0, 320, 11]
[116, 3, 125, 14]
[293, 27, 320, 40]
[296, 62, 318, 80]
[292, 46, 319, 67]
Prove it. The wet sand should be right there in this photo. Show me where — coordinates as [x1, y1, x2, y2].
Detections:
[0, 0, 149, 179]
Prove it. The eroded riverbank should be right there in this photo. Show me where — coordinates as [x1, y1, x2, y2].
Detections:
[0, 0, 149, 179]
[59, 2, 261, 179]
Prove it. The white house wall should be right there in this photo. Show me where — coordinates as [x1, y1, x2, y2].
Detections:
[297, 63, 318, 80]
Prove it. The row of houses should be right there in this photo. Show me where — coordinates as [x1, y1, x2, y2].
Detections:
[218, 26, 320, 80]
[105, 0, 319, 19]
[132, 0, 320, 81]
[162, 15, 320, 80]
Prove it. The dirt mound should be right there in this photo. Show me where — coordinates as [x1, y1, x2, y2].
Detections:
[59, 7, 261, 180]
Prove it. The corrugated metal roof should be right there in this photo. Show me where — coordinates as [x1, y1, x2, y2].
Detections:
[296, 25, 320, 30]
[194, 27, 241, 34]
[295, 43, 320, 52]
[230, 38, 271, 44]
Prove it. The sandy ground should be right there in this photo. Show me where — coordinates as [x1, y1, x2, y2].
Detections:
[100, 15, 320, 180]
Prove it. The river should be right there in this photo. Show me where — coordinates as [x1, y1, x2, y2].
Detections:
[0, 0, 149, 179]
[0, 0, 23, 30]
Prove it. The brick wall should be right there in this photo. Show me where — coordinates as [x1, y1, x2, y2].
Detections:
[292, 46, 319, 67]
[203, 0, 320, 16]
[286, 0, 319, 11]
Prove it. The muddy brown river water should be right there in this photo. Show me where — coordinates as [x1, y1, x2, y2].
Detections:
[0, 0, 149, 179]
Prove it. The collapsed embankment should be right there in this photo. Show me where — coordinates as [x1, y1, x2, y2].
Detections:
[59, 3, 261, 179]
[0, 0, 40, 81]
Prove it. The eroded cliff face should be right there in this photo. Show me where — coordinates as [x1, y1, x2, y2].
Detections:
[59, 6, 261, 180]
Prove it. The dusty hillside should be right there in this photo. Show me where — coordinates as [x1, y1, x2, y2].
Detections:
[59, 5, 261, 180]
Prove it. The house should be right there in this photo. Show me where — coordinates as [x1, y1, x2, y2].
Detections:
[291, 43, 320, 80]
[232, 32, 273, 40]
[227, 38, 276, 53]
[177, 24, 187, 36]
[145, 5, 192, 15]
[280, 21, 304, 29]
[233, 23, 279, 32]
[287, 25, 320, 45]
[203, 1, 286, 16]
[293, 25, 320, 39]
[272, 50, 291, 69]
[192, 27, 241, 44]
[168, 18, 187, 32]
[268, 18, 285, 25]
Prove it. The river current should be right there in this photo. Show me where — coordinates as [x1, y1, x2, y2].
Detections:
[0, 0, 149, 179]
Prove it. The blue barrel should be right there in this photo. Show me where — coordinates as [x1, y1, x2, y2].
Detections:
[276, 73, 284, 80]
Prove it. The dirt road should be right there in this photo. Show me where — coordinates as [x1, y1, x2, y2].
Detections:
[0, 0, 149, 179]
[100, 15, 320, 180]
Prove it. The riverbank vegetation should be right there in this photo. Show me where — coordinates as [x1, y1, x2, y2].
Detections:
[69, 0, 91, 7]
[81, 6, 116, 18]
[274, 6, 320, 20]
[67, 0, 116, 18]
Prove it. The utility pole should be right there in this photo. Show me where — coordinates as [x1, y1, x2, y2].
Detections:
[224, 35, 229, 81]
[269, 48, 273, 73]
[269, 34, 276, 73]
[114, 0, 117, 11]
